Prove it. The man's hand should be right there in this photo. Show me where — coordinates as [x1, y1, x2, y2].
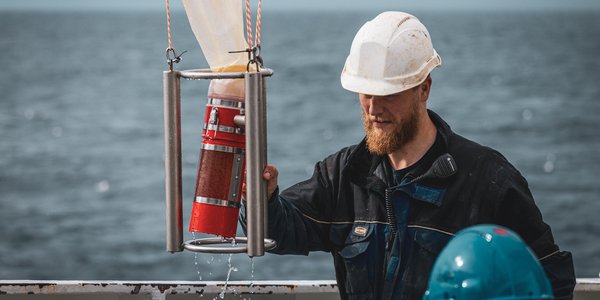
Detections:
[242, 164, 279, 202]
[263, 164, 279, 200]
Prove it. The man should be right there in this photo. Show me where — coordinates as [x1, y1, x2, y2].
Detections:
[241, 11, 575, 299]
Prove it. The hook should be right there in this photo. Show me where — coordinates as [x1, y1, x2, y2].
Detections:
[165, 48, 187, 70]
[229, 46, 263, 72]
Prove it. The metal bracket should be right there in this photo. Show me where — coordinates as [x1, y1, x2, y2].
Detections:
[184, 237, 276, 254]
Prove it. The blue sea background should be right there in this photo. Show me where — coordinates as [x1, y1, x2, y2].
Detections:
[1, 4, 599, 281]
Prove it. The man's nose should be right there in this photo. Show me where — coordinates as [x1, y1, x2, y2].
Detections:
[367, 96, 385, 116]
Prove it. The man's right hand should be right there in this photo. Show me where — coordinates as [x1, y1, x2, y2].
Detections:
[263, 164, 279, 201]
[242, 164, 279, 202]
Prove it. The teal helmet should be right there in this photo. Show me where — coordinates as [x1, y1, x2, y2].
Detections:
[423, 225, 553, 300]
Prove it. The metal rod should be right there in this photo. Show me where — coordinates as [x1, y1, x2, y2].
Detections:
[233, 114, 246, 128]
[260, 77, 269, 235]
[163, 70, 184, 253]
[245, 72, 267, 257]
[180, 68, 273, 80]
[183, 237, 276, 254]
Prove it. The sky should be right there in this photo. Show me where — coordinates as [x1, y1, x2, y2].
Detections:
[1, 0, 599, 12]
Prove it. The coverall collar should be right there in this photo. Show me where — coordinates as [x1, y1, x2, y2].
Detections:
[343, 110, 455, 204]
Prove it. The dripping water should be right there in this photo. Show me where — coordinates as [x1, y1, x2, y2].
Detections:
[217, 239, 239, 299]
[192, 233, 202, 281]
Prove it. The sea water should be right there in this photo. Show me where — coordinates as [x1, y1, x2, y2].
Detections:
[0, 9, 599, 281]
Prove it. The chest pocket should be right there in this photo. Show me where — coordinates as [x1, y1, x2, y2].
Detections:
[402, 226, 454, 299]
[337, 222, 377, 297]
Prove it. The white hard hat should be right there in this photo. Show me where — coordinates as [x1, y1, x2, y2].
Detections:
[341, 12, 441, 96]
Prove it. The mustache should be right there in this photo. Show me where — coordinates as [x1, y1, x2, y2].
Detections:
[361, 112, 393, 128]
[369, 118, 386, 122]
[365, 116, 390, 123]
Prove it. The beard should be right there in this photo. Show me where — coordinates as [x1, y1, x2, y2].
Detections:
[362, 103, 420, 156]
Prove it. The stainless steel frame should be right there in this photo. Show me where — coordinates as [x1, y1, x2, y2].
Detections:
[162, 68, 275, 256]
[183, 237, 276, 254]
[163, 70, 183, 253]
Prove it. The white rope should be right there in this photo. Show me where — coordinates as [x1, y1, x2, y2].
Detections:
[256, 0, 262, 48]
[165, 0, 173, 51]
[244, 0, 262, 49]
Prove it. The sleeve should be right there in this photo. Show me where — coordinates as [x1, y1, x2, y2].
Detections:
[239, 151, 347, 255]
[493, 159, 576, 299]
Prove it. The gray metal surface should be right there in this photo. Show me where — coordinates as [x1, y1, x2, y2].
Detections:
[203, 123, 245, 135]
[182, 237, 275, 254]
[1, 279, 597, 299]
[179, 68, 273, 80]
[244, 72, 268, 257]
[194, 197, 241, 209]
[163, 70, 183, 253]
[0, 280, 340, 300]
[208, 98, 246, 109]
[574, 278, 600, 300]
[228, 152, 244, 203]
[199, 144, 244, 154]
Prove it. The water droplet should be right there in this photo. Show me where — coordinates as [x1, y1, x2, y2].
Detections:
[250, 257, 256, 294]
[250, 257, 255, 280]
[194, 252, 202, 281]
[95, 180, 110, 193]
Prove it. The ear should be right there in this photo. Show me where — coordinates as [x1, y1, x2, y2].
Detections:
[419, 75, 432, 102]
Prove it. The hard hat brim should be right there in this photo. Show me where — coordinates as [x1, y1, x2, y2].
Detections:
[341, 51, 441, 96]
[341, 72, 415, 96]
